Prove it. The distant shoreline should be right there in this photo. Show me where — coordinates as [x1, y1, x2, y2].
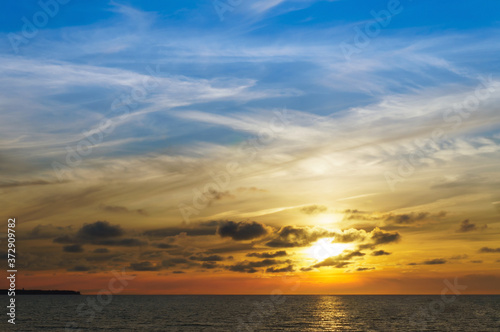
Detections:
[0, 289, 80, 295]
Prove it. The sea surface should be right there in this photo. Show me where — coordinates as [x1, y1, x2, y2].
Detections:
[1, 295, 499, 331]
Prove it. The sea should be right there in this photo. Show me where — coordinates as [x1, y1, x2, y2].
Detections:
[1, 295, 499, 331]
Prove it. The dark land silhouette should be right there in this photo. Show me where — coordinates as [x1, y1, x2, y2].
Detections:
[0, 289, 80, 295]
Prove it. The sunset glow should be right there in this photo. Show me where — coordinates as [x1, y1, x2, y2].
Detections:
[1, 0, 500, 298]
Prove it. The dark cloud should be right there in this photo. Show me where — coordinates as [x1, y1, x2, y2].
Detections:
[227, 265, 258, 273]
[313, 260, 351, 269]
[385, 212, 430, 225]
[246, 251, 287, 258]
[152, 243, 176, 249]
[266, 226, 399, 250]
[249, 259, 289, 267]
[266, 226, 332, 248]
[129, 261, 161, 271]
[457, 219, 476, 233]
[93, 238, 146, 247]
[63, 244, 84, 253]
[205, 242, 256, 254]
[300, 205, 327, 215]
[190, 254, 224, 262]
[218, 221, 268, 241]
[479, 247, 500, 253]
[162, 258, 189, 268]
[68, 265, 91, 272]
[85, 253, 124, 262]
[371, 250, 391, 256]
[359, 241, 383, 250]
[333, 229, 367, 243]
[356, 267, 375, 271]
[139, 250, 164, 260]
[172, 271, 185, 274]
[93, 248, 109, 254]
[344, 251, 365, 259]
[77, 221, 123, 239]
[266, 265, 295, 273]
[54, 223, 145, 247]
[423, 259, 447, 265]
[470, 260, 483, 264]
[26, 224, 73, 240]
[201, 262, 219, 269]
[226, 259, 289, 273]
[313, 250, 365, 269]
[370, 228, 400, 245]
[456, 219, 487, 233]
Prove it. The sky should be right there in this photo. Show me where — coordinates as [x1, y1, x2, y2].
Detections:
[1, 0, 500, 294]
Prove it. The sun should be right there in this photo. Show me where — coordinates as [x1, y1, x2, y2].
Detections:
[306, 238, 352, 261]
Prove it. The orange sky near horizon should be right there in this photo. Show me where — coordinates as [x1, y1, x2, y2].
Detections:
[5, 269, 500, 295]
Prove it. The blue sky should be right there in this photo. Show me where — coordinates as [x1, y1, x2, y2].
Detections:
[1, 0, 500, 176]
[3, 0, 500, 31]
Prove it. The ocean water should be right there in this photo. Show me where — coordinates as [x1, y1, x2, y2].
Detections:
[1, 295, 499, 331]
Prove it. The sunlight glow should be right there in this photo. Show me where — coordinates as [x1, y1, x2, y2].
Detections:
[314, 214, 334, 225]
[306, 238, 352, 261]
